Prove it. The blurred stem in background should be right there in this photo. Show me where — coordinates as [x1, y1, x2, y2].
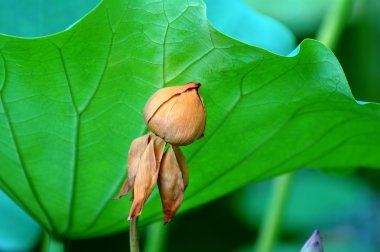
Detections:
[144, 221, 168, 252]
[317, 0, 353, 51]
[41, 233, 64, 252]
[48, 237, 64, 252]
[256, 173, 294, 252]
[256, 0, 353, 251]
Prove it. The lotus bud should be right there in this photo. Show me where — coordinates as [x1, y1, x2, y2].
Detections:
[143, 82, 206, 146]
[158, 145, 189, 223]
[301, 229, 324, 252]
[115, 82, 206, 223]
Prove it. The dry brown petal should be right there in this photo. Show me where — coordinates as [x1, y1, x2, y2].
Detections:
[172, 146, 189, 190]
[114, 134, 150, 200]
[128, 135, 165, 220]
[144, 82, 206, 146]
[151, 134, 166, 165]
[158, 145, 186, 223]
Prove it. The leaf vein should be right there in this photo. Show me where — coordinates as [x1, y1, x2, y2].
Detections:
[185, 115, 361, 202]
[0, 73, 57, 233]
[56, 47, 80, 234]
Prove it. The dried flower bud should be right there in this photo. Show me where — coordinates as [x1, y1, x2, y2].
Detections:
[158, 145, 189, 223]
[301, 229, 324, 252]
[115, 82, 206, 223]
[143, 82, 206, 146]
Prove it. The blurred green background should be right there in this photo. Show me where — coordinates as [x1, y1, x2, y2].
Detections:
[0, 0, 379, 251]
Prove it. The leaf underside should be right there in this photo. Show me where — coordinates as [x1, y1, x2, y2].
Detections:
[0, 0, 379, 238]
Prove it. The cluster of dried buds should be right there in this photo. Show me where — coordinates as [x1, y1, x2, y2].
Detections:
[114, 82, 206, 223]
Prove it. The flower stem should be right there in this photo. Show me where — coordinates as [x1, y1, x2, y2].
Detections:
[144, 221, 168, 252]
[316, 0, 353, 50]
[42, 233, 64, 252]
[130, 217, 140, 252]
[256, 173, 294, 252]
[256, 1, 353, 251]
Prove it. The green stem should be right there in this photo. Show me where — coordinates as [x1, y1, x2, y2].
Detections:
[256, 1, 353, 251]
[316, 0, 353, 50]
[144, 221, 168, 252]
[256, 173, 294, 252]
[41, 232, 64, 252]
[130, 217, 140, 252]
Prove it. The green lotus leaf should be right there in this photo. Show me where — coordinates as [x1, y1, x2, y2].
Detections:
[0, 0, 379, 238]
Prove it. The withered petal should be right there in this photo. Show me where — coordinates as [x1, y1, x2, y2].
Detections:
[150, 133, 166, 164]
[128, 198, 145, 221]
[158, 145, 186, 223]
[114, 134, 150, 200]
[172, 146, 189, 190]
[129, 135, 165, 220]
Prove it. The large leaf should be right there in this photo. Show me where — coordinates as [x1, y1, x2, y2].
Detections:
[0, 0, 379, 239]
